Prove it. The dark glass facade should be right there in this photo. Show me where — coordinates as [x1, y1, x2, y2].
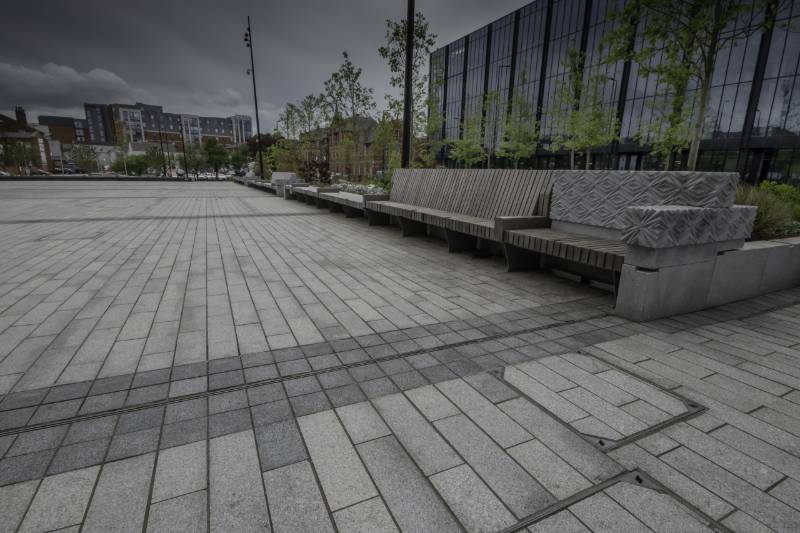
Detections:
[430, 0, 800, 184]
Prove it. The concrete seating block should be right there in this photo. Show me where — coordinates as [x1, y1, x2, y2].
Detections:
[620, 205, 756, 249]
[550, 170, 740, 230]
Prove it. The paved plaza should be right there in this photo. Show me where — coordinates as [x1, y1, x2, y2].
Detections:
[0, 181, 799, 532]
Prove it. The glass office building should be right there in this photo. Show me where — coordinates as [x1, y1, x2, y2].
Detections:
[429, 0, 800, 183]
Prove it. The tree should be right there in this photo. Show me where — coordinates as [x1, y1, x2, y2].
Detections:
[115, 132, 129, 175]
[548, 48, 618, 169]
[247, 133, 281, 158]
[144, 147, 165, 174]
[1, 140, 36, 173]
[270, 138, 302, 173]
[229, 144, 249, 172]
[415, 79, 445, 168]
[324, 51, 376, 177]
[69, 144, 98, 173]
[184, 143, 205, 178]
[378, 11, 438, 144]
[202, 138, 228, 178]
[497, 79, 540, 168]
[371, 110, 400, 175]
[125, 154, 149, 175]
[605, 0, 780, 170]
[449, 112, 485, 168]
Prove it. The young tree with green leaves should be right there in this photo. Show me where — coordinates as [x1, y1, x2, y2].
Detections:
[371, 110, 400, 175]
[548, 48, 619, 169]
[378, 11, 438, 144]
[605, 0, 780, 170]
[202, 138, 229, 178]
[497, 80, 540, 169]
[183, 143, 205, 178]
[70, 144, 98, 173]
[229, 144, 249, 172]
[115, 132, 129, 175]
[144, 146, 165, 174]
[324, 51, 376, 177]
[449, 112, 485, 168]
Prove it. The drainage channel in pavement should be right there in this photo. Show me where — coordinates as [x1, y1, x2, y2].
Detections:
[0, 311, 612, 437]
[492, 351, 706, 453]
[499, 469, 733, 533]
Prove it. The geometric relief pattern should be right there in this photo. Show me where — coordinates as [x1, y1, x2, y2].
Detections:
[620, 205, 757, 248]
[550, 170, 740, 230]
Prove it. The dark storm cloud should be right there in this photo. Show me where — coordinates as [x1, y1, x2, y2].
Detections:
[1, 0, 531, 130]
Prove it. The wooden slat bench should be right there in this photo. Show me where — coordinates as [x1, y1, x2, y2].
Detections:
[365, 169, 555, 251]
[500, 170, 749, 292]
[318, 191, 390, 218]
[290, 186, 339, 208]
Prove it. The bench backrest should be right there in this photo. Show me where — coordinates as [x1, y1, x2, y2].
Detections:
[549, 170, 739, 231]
[390, 168, 556, 218]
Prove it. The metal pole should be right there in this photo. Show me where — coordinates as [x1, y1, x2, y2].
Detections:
[401, 0, 415, 168]
[246, 16, 265, 180]
[157, 119, 167, 176]
[179, 118, 189, 178]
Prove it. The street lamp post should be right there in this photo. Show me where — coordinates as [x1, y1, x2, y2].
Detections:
[401, 0, 415, 169]
[178, 118, 189, 178]
[245, 17, 265, 180]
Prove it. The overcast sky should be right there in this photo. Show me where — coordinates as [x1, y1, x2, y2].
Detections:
[1, 0, 531, 132]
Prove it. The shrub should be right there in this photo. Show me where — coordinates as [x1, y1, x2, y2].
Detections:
[736, 185, 797, 240]
[759, 181, 800, 220]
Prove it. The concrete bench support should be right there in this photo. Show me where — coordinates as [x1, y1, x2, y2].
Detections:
[503, 244, 542, 272]
[328, 203, 343, 213]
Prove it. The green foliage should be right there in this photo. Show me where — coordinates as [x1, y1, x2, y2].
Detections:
[270, 139, 302, 173]
[759, 181, 800, 220]
[202, 138, 228, 177]
[336, 134, 355, 176]
[229, 145, 249, 171]
[371, 111, 401, 175]
[736, 185, 799, 240]
[497, 81, 540, 168]
[378, 11, 438, 138]
[605, 0, 771, 170]
[183, 143, 205, 177]
[324, 51, 376, 177]
[69, 144, 98, 173]
[1, 140, 36, 171]
[548, 48, 619, 169]
[124, 154, 149, 175]
[449, 112, 485, 168]
[144, 147, 164, 174]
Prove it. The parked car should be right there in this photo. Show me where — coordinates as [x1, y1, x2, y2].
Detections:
[0, 170, 10, 176]
[29, 168, 49, 175]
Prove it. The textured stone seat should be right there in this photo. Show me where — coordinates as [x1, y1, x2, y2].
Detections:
[503, 170, 751, 276]
[365, 168, 555, 251]
[501, 170, 758, 319]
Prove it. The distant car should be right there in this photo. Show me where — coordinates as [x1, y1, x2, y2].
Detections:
[29, 168, 49, 175]
[0, 170, 9, 176]
[234, 169, 246, 177]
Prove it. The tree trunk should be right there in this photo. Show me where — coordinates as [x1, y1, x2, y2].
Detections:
[585, 150, 591, 170]
[570, 150, 575, 170]
[688, 22, 720, 171]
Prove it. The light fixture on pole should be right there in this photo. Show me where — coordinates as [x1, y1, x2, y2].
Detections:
[244, 17, 265, 181]
[401, 0, 415, 168]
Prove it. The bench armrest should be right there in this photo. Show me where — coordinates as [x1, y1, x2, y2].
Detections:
[494, 216, 549, 241]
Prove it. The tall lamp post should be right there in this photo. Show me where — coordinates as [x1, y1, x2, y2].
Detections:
[244, 17, 265, 180]
[178, 118, 189, 178]
[401, 0, 415, 168]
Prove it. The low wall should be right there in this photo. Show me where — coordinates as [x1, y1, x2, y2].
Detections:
[616, 236, 800, 321]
